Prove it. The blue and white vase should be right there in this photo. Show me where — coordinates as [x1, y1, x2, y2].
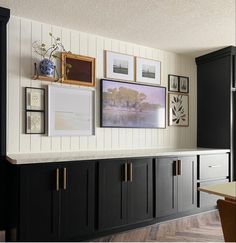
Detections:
[39, 58, 54, 77]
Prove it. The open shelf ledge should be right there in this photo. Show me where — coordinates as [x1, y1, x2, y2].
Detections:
[32, 75, 61, 82]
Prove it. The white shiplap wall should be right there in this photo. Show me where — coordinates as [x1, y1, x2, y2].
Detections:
[7, 16, 197, 154]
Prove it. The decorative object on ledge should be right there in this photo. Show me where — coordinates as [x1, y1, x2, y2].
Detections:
[61, 52, 95, 87]
[32, 32, 70, 79]
[48, 85, 95, 136]
[168, 93, 189, 127]
[25, 87, 46, 134]
[105, 51, 134, 81]
[179, 76, 189, 93]
[168, 74, 179, 92]
[136, 57, 161, 85]
[25, 111, 45, 134]
[100, 79, 166, 128]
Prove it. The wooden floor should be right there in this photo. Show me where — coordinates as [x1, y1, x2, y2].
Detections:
[94, 211, 224, 242]
[0, 211, 224, 242]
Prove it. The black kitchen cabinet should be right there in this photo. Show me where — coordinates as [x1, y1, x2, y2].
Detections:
[98, 158, 153, 230]
[196, 46, 235, 180]
[10, 161, 95, 241]
[156, 156, 197, 217]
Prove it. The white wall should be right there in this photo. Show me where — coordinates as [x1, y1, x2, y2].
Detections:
[7, 16, 197, 154]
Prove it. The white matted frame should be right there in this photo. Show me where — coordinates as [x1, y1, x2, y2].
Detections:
[48, 85, 95, 136]
[136, 57, 161, 85]
[105, 51, 134, 81]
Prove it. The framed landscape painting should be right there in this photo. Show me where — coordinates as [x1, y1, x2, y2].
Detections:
[136, 57, 161, 85]
[105, 51, 134, 81]
[169, 93, 189, 127]
[101, 79, 166, 128]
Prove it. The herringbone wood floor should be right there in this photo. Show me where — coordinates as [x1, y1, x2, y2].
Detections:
[94, 211, 224, 242]
[0, 211, 223, 242]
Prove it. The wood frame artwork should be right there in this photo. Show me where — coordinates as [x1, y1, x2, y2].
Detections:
[61, 52, 95, 87]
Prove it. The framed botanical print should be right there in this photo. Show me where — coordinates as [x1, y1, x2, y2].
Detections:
[105, 51, 134, 81]
[136, 57, 161, 85]
[169, 93, 189, 127]
[25, 87, 45, 111]
[25, 111, 45, 134]
[61, 52, 96, 87]
[168, 75, 179, 92]
[179, 76, 189, 93]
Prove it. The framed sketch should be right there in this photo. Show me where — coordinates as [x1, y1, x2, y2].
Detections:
[48, 85, 95, 136]
[25, 87, 45, 111]
[136, 57, 161, 85]
[61, 52, 95, 87]
[179, 76, 189, 93]
[25, 111, 45, 134]
[168, 75, 179, 92]
[169, 93, 189, 127]
[105, 51, 134, 81]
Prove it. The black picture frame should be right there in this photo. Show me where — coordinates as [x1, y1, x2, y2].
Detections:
[179, 76, 189, 93]
[25, 87, 46, 134]
[100, 79, 166, 129]
[168, 74, 179, 92]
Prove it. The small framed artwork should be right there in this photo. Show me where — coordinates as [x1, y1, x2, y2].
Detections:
[48, 85, 95, 136]
[105, 51, 134, 81]
[169, 93, 189, 127]
[61, 52, 96, 87]
[168, 75, 179, 92]
[25, 111, 45, 134]
[25, 87, 45, 111]
[179, 76, 189, 93]
[136, 57, 161, 85]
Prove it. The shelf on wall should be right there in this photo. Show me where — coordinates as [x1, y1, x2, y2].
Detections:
[32, 75, 61, 82]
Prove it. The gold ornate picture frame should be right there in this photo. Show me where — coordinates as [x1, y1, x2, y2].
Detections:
[61, 52, 95, 87]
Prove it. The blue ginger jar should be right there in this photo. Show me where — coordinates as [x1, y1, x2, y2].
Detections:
[39, 58, 54, 77]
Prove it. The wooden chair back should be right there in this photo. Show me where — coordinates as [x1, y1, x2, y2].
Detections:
[217, 199, 236, 242]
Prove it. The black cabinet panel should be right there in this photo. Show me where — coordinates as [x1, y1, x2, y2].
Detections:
[98, 160, 127, 230]
[60, 162, 95, 240]
[156, 158, 177, 217]
[127, 158, 153, 223]
[19, 164, 60, 241]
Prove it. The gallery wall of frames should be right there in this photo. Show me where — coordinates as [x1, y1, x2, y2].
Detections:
[7, 16, 197, 154]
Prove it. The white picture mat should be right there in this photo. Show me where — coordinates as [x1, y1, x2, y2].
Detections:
[106, 51, 134, 81]
[48, 85, 95, 136]
[136, 57, 161, 85]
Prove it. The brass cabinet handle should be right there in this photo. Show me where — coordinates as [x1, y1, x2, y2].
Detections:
[130, 163, 133, 182]
[63, 168, 67, 190]
[173, 160, 178, 176]
[178, 160, 182, 175]
[124, 163, 128, 182]
[56, 168, 60, 191]
[208, 165, 221, 168]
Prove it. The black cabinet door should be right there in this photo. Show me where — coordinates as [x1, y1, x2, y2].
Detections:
[127, 158, 153, 224]
[19, 164, 60, 242]
[177, 156, 197, 212]
[98, 160, 127, 230]
[60, 162, 95, 240]
[156, 158, 177, 217]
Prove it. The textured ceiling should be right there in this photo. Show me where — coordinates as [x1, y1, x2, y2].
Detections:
[0, 0, 235, 57]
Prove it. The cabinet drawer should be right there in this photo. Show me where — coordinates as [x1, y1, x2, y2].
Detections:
[199, 154, 229, 180]
[197, 179, 228, 208]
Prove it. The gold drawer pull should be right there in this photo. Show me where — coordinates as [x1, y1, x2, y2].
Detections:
[208, 165, 221, 168]
[124, 163, 128, 182]
[56, 168, 60, 191]
[63, 168, 67, 190]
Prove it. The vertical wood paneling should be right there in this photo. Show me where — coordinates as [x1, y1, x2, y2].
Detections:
[7, 16, 197, 154]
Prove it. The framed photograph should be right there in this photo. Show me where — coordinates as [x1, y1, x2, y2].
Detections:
[168, 75, 179, 92]
[48, 85, 95, 136]
[179, 76, 189, 93]
[25, 111, 45, 134]
[101, 79, 166, 128]
[105, 51, 134, 81]
[136, 57, 161, 85]
[61, 52, 95, 87]
[25, 87, 45, 111]
[169, 93, 189, 127]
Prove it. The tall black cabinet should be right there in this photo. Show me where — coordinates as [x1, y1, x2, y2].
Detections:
[196, 46, 235, 180]
[0, 7, 10, 230]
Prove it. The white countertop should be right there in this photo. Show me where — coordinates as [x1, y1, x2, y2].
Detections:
[6, 148, 230, 165]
